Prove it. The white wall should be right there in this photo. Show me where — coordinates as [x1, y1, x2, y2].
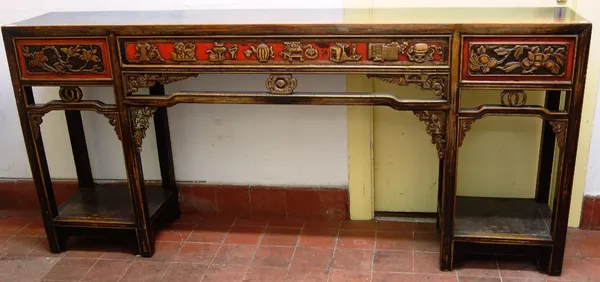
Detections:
[0, 0, 349, 187]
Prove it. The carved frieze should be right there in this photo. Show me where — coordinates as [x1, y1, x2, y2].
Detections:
[413, 111, 447, 159]
[130, 107, 157, 152]
[135, 43, 164, 62]
[170, 42, 197, 62]
[245, 43, 275, 62]
[126, 73, 198, 93]
[329, 43, 361, 63]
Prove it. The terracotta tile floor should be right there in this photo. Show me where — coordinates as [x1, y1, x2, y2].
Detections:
[0, 216, 599, 281]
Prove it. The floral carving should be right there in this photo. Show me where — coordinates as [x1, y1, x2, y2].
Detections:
[103, 113, 121, 140]
[413, 111, 446, 159]
[458, 119, 477, 148]
[130, 107, 157, 152]
[366, 74, 446, 98]
[549, 120, 567, 150]
[126, 73, 197, 93]
[21, 45, 104, 74]
[469, 44, 567, 75]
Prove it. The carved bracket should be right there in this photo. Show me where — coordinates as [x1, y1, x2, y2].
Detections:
[549, 120, 567, 150]
[458, 119, 477, 148]
[130, 107, 157, 152]
[367, 74, 446, 99]
[413, 111, 446, 159]
[29, 113, 44, 139]
[126, 73, 198, 93]
[102, 113, 122, 140]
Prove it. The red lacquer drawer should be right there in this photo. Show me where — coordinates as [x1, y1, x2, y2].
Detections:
[15, 38, 112, 80]
[462, 36, 576, 83]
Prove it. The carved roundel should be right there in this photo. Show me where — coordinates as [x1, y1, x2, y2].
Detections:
[59, 86, 83, 102]
[265, 74, 297, 94]
[500, 90, 527, 107]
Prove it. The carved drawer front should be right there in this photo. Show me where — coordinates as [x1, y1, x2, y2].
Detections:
[119, 37, 449, 67]
[15, 38, 112, 80]
[462, 36, 576, 83]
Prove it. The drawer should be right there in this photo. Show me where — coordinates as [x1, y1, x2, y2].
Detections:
[119, 37, 449, 68]
[15, 38, 112, 80]
[461, 36, 576, 83]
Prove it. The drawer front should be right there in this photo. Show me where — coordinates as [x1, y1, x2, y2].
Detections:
[16, 38, 112, 80]
[119, 37, 449, 68]
[462, 36, 576, 83]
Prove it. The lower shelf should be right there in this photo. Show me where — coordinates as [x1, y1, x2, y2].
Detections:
[54, 184, 173, 228]
[455, 196, 552, 244]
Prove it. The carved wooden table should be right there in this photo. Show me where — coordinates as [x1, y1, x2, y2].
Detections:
[1, 7, 591, 276]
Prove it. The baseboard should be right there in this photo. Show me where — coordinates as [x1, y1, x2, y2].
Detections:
[0, 179, 349, 221]
[580, 194, 600, 229]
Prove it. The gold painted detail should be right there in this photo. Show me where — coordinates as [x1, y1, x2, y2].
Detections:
[469, 44, 567, 75]
[29, 113, 44, 139]
[413, 111, 446, 159]
[58, 86, 83, 102]
[170, 42, 196, 62]
[245, 43, 275, 62]
[102, 113, 121, 140]
[366, 74, 446, 99]
[549, 120, 567, 150]
[458, 119, 477, 148]
[500, 90, 527, 107]
[135, 43, 164, 62]
[265, 74, 297, 94]
[131, 107, 157, 152]
[406, 43, 443, 63]
[22, 45, 104, 74]
[368, 42, 405, 62]
[127, 73, 197, 93]
[207, 42, 237, 62]
[280, 42, 318, 62]
[329, 43, 361, 63]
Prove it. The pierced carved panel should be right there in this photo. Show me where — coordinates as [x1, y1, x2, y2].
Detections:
[126, 73, 198, 93]
[413, 111, 446, 159]
[265, 74, 297, 94]
[550, 120, 567, 150]
[367, 74, 447, 98]
[500, 90, 527, 107]
[458, 119, 477, 148]
[130, 107, 157, 152]
[58, 86, 83, 102]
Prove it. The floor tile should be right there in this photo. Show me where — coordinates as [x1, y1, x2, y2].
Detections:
[373, 250, 413, 272]
[42, 257, 97, 281]
[81, 259, 132, 282]
[195, 218, 234, 229]
[155, 223, 195, 243]
[252, 245, 294, 267]
[371, 272, 413, 282]
[497, 260, 546, 279]
[414, 273, 458, 281]
[329, 269, 372, 281]
[27, 239, 65, 258]
[244, 266, 288, 281]
[376, 231, 412, 251]
[269, 218, 306, 229]
[290, 247, 334, 269]
[120, 261, 169, 282]
[65, 238, 114, 259]
[16, 220, 45, 237]
[303, 220, 340, 230]
[188, 225, 230, 243]
[173, 242, 220, 264]
[457, 277, 501, 281]
[377, 221, 415, 232]
[138, 241, 182, 261]
[455, 260, 500, 278]
[500, 279, 545, 282]
[337, 229, 376, 250]
[414, 232, 439, 252]
[261, 227, 301, 246]
[212, 244, 257, 266]
[202, 265, 245, 282]
[576, 234, 600, 258]
[414, 252, 446, 274]
[224, 226, 264, 245]
[298, 228, 337, 248]
[285, 267, 329, 281]
[550, 257, 588, 281]
[582, 257, 600, 278]
[234, 217, 270, 227]
[415, 222, 437, 233]
[160, 262, 207, 282]
[1, 236, 44, 257]
[0, 256, 60, 281]
[0, 235, 10, 246]
[332, 249, 373, 271]
[0, 218, 30, 235]
[340, 220, 377, 230]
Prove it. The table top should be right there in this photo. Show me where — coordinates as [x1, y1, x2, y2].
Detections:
[4, 7, 588, 27]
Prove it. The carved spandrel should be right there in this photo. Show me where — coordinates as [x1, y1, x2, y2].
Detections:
[458, 119, 477, 148]
[468, 44, 567, 75]
[103, 113, 122, 140]
[130, 107, 157, 152]
[126, 73, 198, 93]
[413, 111, 446, 159]
[549, 120, 567, 150]
[366, 74, 446, 99]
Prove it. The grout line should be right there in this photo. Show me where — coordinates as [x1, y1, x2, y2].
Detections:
[116, 259, 135, 282]
[77, 256, 103, 282]
[155, 221, 198, 282]
[199, 218, 235, 282]
[283, 219, 304, 279]
[371, 227, 378, 281]
[241, 218, 265, 281]
[326, 226, 341, 282]
[496, 260, 502, 282]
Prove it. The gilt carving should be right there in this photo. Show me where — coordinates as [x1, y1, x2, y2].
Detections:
[21, 44, 104, 74]
[265, 74, 297, 94]
[103, 113, 122, 140]
[413, 111, 446, 159]
[134, 43, 164, 62]
[405, 43, 443, 63]
[366, 74, 446, 98]
[458, 119, 477, 148]
[126, 73, 197, 93]
[170, 42, 196, 62]
[550, 120, 567, 150]
[130, 107, 157, 152]
[469, 44, 567, 75]
[58, 86, 83, 102]
[500, 90, 527, 107]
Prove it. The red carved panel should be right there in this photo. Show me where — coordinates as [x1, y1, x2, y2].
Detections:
[462, 36, 576, 82]
[120, 38, 448, 66]
[16, 38, 112, 80]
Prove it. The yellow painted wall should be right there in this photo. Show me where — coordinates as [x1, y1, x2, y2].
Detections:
[344, 0, 597, 227]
